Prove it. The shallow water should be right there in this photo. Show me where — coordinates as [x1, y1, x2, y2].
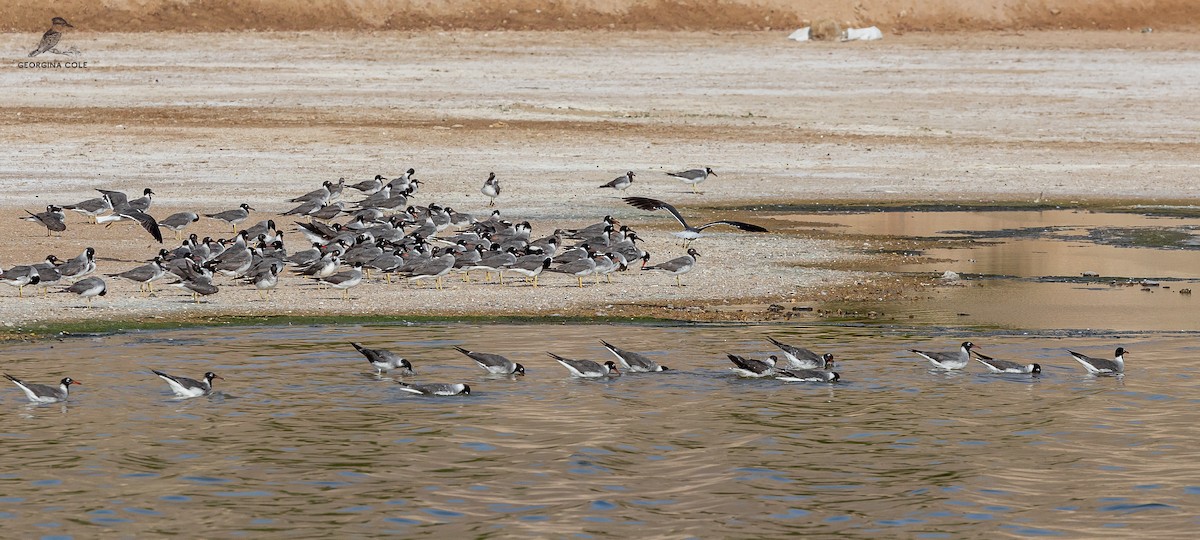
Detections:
[3, 322, 1199, 537]
[779, 209, 1200, 331]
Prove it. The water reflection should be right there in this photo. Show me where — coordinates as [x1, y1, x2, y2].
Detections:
[777, 210, 1200, 331]
[1, 324, 1198, 536]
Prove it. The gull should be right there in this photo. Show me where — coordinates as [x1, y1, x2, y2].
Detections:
[548, 352, 620, 378]
[643, 248, 699, 287]
[108, 257, 168, 293]
[1068, 347, 1126, 375]
[244, 262, 281, 301]
[666, 167, 716, 194]
[454, 346, 526, 376]
[600, 340, 669, 372]
[599, 171, 635, 191]
[62, 277, 107, 308]
[397, 382, 470, 396]
[63, 194, 113, 223]
[910, 342, 976, 370]
[158, 212, 200, 240]
[351, 342, 414, 376]
[0, 265, 40, 297]
[727, 354, 778, 377]
[319, 262, 363, 300]
[480, 172, 500, 207]
[152, 370, 223, 398]
[58, 248, 97, 282]
[23, 205, 67, 236]
[623, 197, 767, 244]
[767, 337, 835, 370]
[973, 352, 1041, 374]
[205, 203, 255, 233]
[5, 373, 78, 403]
[775, 369, 840, 383]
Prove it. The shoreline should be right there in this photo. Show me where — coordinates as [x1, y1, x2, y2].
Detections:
[2, 30, 1197, 337]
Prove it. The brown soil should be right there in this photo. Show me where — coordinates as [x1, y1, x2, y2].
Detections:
[2, 0, 1197, 32]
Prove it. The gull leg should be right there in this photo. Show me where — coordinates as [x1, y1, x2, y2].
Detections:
[577, 276, 583, 289]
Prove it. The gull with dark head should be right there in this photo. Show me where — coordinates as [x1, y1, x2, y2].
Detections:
[767, 337, 835, 370]
[910, 342, 976, 370]
[666, 167, 716, 194]
[152, 370, 223, 398]
[454, 346, 526, 376]
[351, 342, 414, 376]
[601, 340, 669, 372]
[1068, 347, 1126, 375]
[643, 248, 699, 287]
[5, 373, 78, 403]
[397, 382, 471, 396]
[973, 351, 1041, 374]
[548, 352, 621, 378]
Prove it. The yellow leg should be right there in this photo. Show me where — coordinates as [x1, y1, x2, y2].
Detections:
[577, 276, 583, 288]
[676, 275, 682, 287]
[463, 271, 470, 283]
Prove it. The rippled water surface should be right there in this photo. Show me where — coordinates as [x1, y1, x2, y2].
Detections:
[3, 323, 1199, 537]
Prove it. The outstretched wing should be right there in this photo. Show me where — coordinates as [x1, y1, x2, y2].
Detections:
[695, 220, 768, 233]
[120, 210, 164, 243]
[97, 189, 129, 209]
[622, 197, 689, 229]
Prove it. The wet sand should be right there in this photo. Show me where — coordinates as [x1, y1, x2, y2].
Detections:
[2, 30, 1198, 331]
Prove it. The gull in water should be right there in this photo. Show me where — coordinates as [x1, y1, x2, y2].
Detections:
[1067, 347, 1126, 376]
[152, 370, 223, 398]
[5, 373, 78, 403]
[973, 351, 1041, 374]
[910, 342, 976, 370]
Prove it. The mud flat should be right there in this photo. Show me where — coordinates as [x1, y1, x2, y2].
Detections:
[1, 30, 1198, 333]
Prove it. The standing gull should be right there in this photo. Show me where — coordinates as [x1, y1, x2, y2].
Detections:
[22, 205, 67, 236]
[62, 277, 107, 308]
[480, 172, 500, 207]
[599, 171, 636, 191]
[643, 248, 699, 287]
[666, 167, 716, 194]
[159, 212, 200, 240]
[205, 203, 255, 233]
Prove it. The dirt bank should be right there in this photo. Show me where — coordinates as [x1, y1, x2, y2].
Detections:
[1, 30, 1198, 333]
[2, 0, 1197, 33]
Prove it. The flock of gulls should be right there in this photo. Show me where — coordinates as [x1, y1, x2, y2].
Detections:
[2, 167, 1129, 401]
[3, 167, 766, 305]
[2, 337, 1129, 402]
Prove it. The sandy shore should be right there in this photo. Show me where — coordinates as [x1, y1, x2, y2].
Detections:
[2, 30, 1198, 331]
